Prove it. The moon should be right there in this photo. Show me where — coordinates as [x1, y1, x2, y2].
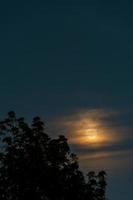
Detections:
[84, 129, 98, 142]
[53, 109, 117, 147]
[71, 124, 108, 146]
[64, 110, 115, 146]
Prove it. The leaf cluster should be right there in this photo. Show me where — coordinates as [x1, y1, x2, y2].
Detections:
[0, 112, 107, 200]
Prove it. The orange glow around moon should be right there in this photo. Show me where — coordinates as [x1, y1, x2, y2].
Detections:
[68, 122, 110, 146]
[73, 127, 109, 146]
[81, 129, 101, 143]
[62, 110, 117, 147]
[51, 109, 119, 148]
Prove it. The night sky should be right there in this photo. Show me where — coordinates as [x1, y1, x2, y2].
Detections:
[0, 1, 133, 199]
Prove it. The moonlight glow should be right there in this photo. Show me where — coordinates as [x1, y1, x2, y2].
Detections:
[68, 120, 110, 146]
[57, 109, 118, 147]
[50, 109, 119, 147]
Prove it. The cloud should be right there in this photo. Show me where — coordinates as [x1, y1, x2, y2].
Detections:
[47, 108, 133, 160]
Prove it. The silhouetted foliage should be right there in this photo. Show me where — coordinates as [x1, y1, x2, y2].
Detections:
[0, 112, 107, 200]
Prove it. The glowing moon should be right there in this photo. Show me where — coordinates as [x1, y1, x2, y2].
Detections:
[52, 109, 118, 147]
[84, 129, 98, 142]
[69, 125, 109, 146]
[63, 110, 116, 146]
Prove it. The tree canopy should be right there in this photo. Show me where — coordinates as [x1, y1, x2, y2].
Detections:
[0, 111, 107, 200]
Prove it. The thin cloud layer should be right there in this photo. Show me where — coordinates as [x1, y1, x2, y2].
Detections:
[48, 108, 133, 162]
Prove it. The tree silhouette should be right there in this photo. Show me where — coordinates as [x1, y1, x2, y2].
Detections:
[0, 111, 107, 200]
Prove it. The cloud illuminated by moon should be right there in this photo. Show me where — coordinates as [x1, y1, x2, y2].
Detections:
[55, 109, 119, 147]
[47, 108, 133, 173]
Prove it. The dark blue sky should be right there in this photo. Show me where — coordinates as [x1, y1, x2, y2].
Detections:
[0, 1, 133, 199]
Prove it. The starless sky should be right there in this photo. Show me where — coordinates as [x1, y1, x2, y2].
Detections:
[0, 0, 133, 199]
